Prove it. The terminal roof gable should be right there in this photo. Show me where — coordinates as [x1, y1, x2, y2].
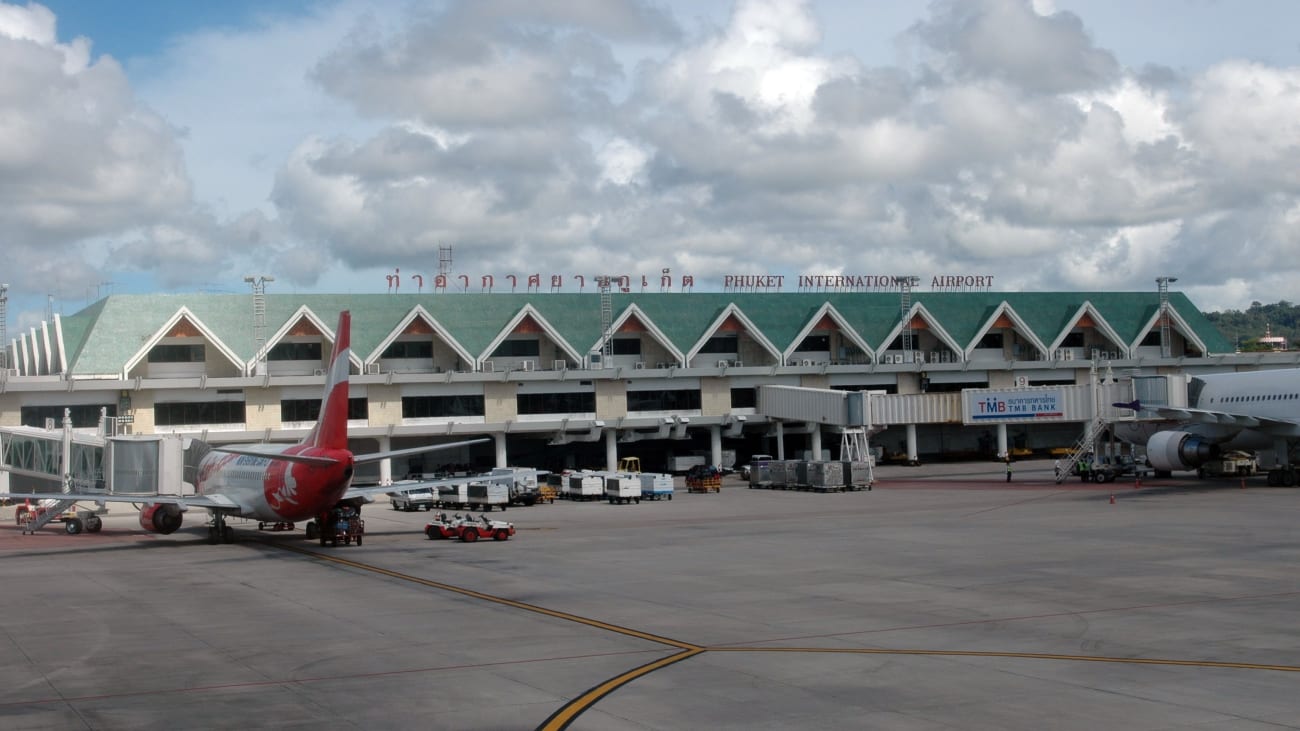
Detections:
[875, 303, 964, 356]
[594, 304, 685, 365]
[685, 304, 782, 364]
[1129, 303, 1209, 356]
[963, 302, 1049, 359]
[53, 315, 67, 376]
[362, 305, 476, 367]
[782, 303, 873, 362]
[259, 306, 364, 371]
[123, 307, 245, 378]
[1046, 302, 1127, 355]
[478, 304, 583, 364]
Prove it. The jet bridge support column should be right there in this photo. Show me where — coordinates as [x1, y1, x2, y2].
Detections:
[605, 429, 618, 472]
[996, 423, 1008, 459]
[710, 425, 722, 468]
[494, 433, 508, 468]
[377, 437, 392, 485]
[776, 422, 785, 460]
[810, 425, 822, 461]
[906, 424, 918, 463]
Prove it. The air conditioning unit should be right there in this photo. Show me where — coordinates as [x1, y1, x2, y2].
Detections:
[520, 360, 535, 372]
[717, 360, 729, 368]
[732, 360, 743, 367]
[365, 363, 381, 375]
[313, 368, 326, 376]
[483, 360, 495, 372]
[633, 361, 645, 369]
[657, 362, 670, 369]
[801, 359, 813, 366]
[1064, 350, 1074, 360]
[553, 359, 567, 371]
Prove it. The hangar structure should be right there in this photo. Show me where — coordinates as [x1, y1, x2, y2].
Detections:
[0, 289, 1280, 481]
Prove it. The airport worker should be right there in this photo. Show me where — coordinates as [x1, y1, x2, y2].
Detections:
[1006, 460, 1013, 482]
[1078, 458, 1089, 482]
[1053, 459, 1061, 479]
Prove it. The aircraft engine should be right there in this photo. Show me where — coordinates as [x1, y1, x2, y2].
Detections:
[139, 503, 184, 534]
[1146, 431, 1221, 472]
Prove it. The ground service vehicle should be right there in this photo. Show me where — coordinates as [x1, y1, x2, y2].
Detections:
[389, 487, 436, 511]
[310, 505, 363, 546]
[424, 512, 466, 539]
[457, 514, 515, 542]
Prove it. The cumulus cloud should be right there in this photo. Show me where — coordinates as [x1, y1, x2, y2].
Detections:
[8, 0, 1300, 317]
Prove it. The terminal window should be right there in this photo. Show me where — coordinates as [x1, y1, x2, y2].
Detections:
[794, 335, 830, 352]
[517, 392, 596, 415]
[402, 395, 485, 418]
[21, 404, 117, 429]
[730, 387, 757, 408]
[281, 398, 368, 422]
[148, 344, 205, 363]
[269, 341, 323, 361]
[382, 340, 433, 359]
[628, 389, 701, 412]
[155, 401, 246, 426]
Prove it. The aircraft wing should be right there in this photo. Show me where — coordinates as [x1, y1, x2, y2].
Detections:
[0, 490, 245, 512]
[1144, 406, 1300, 436]
[353, 437, 491, 465]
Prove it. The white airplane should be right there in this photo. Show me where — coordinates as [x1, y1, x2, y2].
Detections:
[1113, 367, 1300, 486]
[1, 310, 497, 543]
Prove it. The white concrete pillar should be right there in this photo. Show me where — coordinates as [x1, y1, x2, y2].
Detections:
[377, 436, 392, 486]
[996, 423, 1008, 459]
[605, 429, 618, 472]
[810, 425, 822, 461]
[710, 425, 722, 467]
[776, 422, 785, 460]
[494, 433, 508, 468]
[906, 424, 918, 462]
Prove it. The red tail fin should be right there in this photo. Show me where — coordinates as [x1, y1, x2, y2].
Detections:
[306, 311, 350, 450]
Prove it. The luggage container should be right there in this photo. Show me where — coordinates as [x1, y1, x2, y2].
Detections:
[567, 472, 604, 501]
[842, 461, 874, 490]
[434, 483, 469, 508]
[604, 474, 641, 504]
[639, 472, 675, 500]
[806, 461, 845, 491]
[467, 481, 510, 511]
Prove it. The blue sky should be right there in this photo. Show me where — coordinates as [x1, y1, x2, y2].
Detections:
[6, 0, 1300, 332]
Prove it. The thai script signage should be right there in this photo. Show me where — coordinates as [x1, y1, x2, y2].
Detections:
[382, 269, 995, 293]
[966, 389, 1064, 422]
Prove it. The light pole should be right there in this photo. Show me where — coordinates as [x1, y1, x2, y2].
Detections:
[1156, 276, 1177, 359]
[244, 275, 274, 375]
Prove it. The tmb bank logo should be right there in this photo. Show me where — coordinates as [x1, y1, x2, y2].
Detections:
[973, 392, 1063, 420]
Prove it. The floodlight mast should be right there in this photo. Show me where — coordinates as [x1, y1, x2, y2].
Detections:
[892, 276, 921, 356]
[0, 283, 7, 370]
[1156, 276, 1177, 359]
[244, 275, 274, 374]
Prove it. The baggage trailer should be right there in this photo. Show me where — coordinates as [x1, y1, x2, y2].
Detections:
[639, 472, 674, 500]
[567, 472, 604, 501]
[467, 481, 510, 511]
[604, 474, 641, 504]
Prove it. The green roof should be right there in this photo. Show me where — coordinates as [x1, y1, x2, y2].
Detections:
[45, 290, 1232, 376]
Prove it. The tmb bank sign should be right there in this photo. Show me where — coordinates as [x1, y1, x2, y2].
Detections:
[965, 390, 1064, 423]
[724, 274, 995, 291]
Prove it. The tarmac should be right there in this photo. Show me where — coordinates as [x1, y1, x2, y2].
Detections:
[1, 458, 1297, 730]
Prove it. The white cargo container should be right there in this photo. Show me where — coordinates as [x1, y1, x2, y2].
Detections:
[467, 481, 510, 511]
[603, 474, 641, 504]
[567, 472, 604, 501]
[434, 483, 469, 508]
[638, 472, 674, 500]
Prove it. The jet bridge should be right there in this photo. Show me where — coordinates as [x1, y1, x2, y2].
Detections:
[1, 417, 194, 532]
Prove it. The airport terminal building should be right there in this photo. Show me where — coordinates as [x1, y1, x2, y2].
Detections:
[0, 288, 1278, 481]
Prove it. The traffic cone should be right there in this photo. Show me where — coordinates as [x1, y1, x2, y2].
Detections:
[1109, 493, 1115, 504]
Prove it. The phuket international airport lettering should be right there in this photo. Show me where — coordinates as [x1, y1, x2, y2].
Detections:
[383, 269, 994, 292]
[973, 392, 1063, 420]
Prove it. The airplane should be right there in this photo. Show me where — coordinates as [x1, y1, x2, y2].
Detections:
[0, 310, 500, 543]
[1112, 367, 1300, 487]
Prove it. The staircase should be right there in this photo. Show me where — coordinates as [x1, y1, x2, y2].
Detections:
[1055, 414, 1109, 484]
[21, 498, 77, 534]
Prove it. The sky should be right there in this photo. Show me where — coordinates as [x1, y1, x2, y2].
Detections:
[4, 0, 1300, 332]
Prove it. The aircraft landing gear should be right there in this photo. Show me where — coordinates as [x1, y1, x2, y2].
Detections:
[208, 513, 235, 544]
